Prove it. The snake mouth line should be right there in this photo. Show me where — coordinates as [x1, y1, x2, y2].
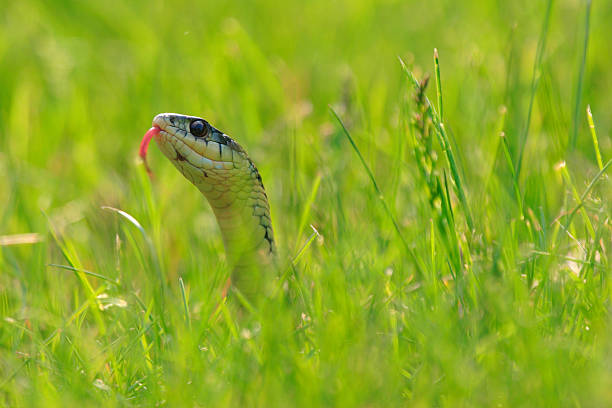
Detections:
[157, 128, 237, 171]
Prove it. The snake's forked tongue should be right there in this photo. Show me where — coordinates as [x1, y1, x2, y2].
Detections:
[140, 126, 160, 177]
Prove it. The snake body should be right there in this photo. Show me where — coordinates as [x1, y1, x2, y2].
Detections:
[145, 113, 275, 297]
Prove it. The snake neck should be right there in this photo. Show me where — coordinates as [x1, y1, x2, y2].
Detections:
[203, 182, 275, 267]
[181, 155, 275, 294]
[197, 162, 275, 298]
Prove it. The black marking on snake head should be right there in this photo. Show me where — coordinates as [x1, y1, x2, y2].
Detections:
[212, 130, 247, 156]
[202, 170, 208, 178]
[176, 151, 187, 162]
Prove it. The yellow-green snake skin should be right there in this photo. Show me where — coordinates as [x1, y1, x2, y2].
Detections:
[150, 113, 275, 298]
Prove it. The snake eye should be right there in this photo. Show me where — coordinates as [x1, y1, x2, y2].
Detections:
[190, 120, 208, 138]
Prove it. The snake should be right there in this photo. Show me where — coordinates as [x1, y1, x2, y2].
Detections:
[140, 113, 275, 298]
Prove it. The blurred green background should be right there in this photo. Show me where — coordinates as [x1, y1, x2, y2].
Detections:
[1, 0, 611, 406]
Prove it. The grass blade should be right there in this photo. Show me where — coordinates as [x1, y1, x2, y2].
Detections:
[558, 158, 612, 239]
[178, 277, 191, 329]
[559, 162, 595, 239]
[0, 233, 43, 246]
[331, 107, 424, 278]
[569, 0, 592, 150]
[516, 0, 554, 177]
[102, 206, 167, 328]
[399, 58, 474, 231]
[434, 48, 443, 122]
[586, 105, 603, 170]
[294, 172, 322, 253]
[48, 263, 119, 285]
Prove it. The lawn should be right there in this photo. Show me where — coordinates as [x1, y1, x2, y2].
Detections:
[1, 0, 611, 406]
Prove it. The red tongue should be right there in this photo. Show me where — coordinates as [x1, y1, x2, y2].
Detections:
[140, 126, 160, 177]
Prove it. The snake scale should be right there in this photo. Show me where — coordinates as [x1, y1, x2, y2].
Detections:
[141, 113, 276, 298]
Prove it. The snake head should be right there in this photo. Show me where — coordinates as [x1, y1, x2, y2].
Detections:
[151, 113, 248, 172]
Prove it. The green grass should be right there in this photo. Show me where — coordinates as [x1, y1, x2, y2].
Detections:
[1, 0, 612, 406]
